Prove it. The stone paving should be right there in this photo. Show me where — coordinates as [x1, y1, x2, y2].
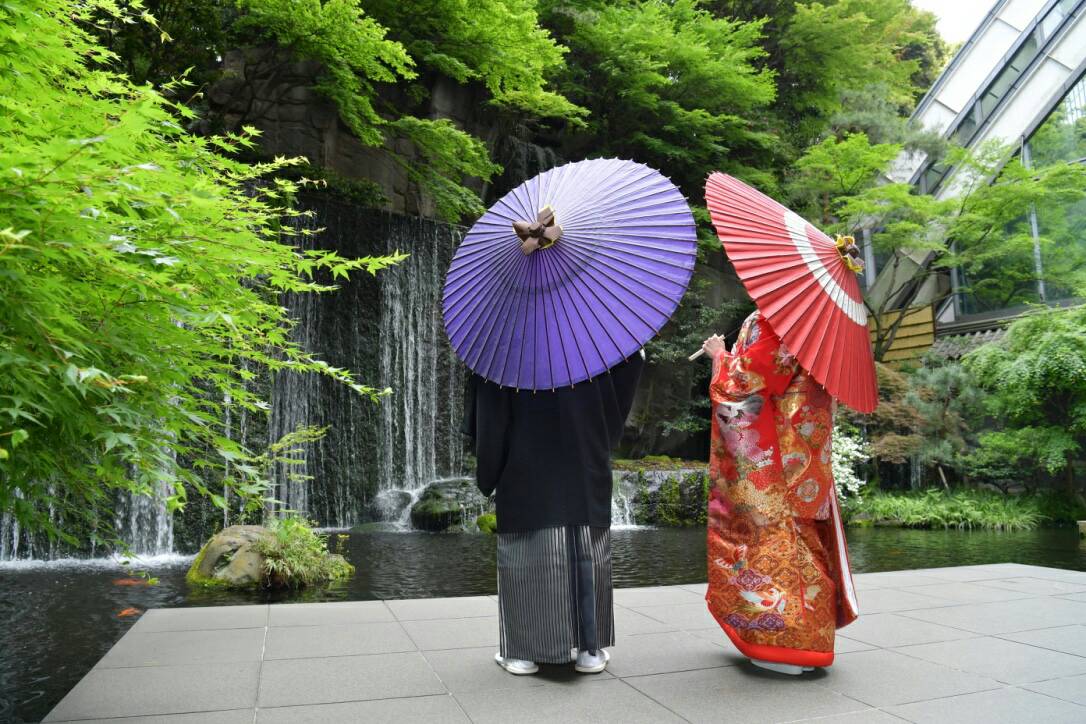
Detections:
[45, 563, 1086, 723]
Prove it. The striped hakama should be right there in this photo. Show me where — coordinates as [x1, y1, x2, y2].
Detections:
[497, 525, 614, 664]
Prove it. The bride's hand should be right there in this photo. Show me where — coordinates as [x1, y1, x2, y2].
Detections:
[701, 334, 727, 358]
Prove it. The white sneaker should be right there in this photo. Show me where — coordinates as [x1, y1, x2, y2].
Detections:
[575, 648, 610, 673]
[494, 652, 539, 675]
[750, 658, 814, 675]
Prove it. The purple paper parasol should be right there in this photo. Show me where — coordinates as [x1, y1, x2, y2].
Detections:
[442, 158, 697, 389]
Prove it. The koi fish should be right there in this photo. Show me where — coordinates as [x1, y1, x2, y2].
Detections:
[117, 607, 142, 618]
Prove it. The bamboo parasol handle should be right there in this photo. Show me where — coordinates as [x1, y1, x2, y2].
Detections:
[688, 323, 743, 362]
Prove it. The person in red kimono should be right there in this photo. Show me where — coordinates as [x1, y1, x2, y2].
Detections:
[700, 311, 858, 675]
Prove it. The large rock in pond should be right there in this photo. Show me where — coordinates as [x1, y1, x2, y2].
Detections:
[409, 478, 490, 532]
[186, 525, 272, 588]
[616, 468, 709, 527]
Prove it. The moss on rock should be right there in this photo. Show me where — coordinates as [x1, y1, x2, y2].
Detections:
[612, 456, 707, 472]
[409, 478, 489, 531]
[186, 525, 272, 589]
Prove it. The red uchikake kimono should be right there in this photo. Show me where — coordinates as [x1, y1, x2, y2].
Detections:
[706, 311, 858, 668]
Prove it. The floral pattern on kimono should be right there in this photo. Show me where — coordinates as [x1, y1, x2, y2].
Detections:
[705, 311, 857, 668]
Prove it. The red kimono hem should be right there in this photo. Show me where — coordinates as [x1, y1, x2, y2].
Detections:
[709, 602, 835, 668]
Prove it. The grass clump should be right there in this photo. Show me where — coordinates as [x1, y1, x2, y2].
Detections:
[849, 489, 1047, 531]
[256, 517, 354, 589]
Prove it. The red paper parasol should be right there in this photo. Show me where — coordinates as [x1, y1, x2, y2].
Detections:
[705, 172, 878, 413]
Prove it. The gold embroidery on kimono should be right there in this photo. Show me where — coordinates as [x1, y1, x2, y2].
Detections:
[706, 311, 858, 668]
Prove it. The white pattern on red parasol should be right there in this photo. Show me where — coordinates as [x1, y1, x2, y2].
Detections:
[705, 172, 878, 413]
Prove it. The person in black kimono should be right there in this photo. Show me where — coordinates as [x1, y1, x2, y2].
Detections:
[463, 351, 645, 674]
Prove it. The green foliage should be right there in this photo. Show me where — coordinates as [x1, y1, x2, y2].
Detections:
[544, 0, 778, 194]
[779, 1, 926, 120]
[280, 162, 388, 208]
[386, 116, 500, 221]
[632, 285, 751, 449]
[945, 147, 1086, 311]
[1030, 104, 1086, 170]
[790, 132, 901, 225]
[850, 489, 1045, 531]
[711, 0, 947, 147]
[256, 516, 354, 588]
[829, 84, 947, 157]
[95, 0, 231, 91]
[365, 0, 584, 123]
[534, 1, 944, 440]
[1032, 489, 1086, 524]
[233, 0, 500, 220]
[905, 355, 987, 475]
[93, 0, 534, 219]
[965, 429, 1078, 490]
[235, 0, 411, 146]
[475, 512, 498, 535]
[964, 307, 1086, 490]
[0, 0, 402, 546]
[832, 140, 1086, 357]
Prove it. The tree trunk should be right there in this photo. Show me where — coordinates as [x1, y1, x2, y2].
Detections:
[937, 464, 950, 491]
[1067, 451, 1076, 495]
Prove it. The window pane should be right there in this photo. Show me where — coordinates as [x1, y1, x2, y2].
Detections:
[955, 111, 979, 145]
[1035, 194, 1086, 302]
[1022, 70, 1086, 305]
[1041, 7, 1064, 39]
[956, 212, 1041, 315]
[1027, 72, 1086, 168]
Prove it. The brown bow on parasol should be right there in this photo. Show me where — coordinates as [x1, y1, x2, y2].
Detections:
[513, 205, 563, 255]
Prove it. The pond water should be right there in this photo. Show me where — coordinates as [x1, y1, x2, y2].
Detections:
[2, 526, 1084, 722]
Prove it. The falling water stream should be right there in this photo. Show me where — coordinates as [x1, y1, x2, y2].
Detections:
[266, 199, 468, 529]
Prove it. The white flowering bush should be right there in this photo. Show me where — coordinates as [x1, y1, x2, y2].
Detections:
[832, 424, 870, 497]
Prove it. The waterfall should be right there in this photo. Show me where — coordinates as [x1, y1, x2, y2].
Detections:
[909, 454, 923, 491]
[268, 198, 466, 528]
[1, 480, 174, 562]
[0, 493, 26, 561]
[113, 479, 175, 557]
[611, 472, 639, 528]
[375, 215, 465, 519]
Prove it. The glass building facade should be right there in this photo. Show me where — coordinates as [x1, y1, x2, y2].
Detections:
[953, 70, 1086, 316]
[916, 0, 1080, 196]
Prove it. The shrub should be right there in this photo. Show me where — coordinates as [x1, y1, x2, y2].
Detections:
[833, 423, 870, 497]
[475, 512, 497, 535]
[964, 306, 1086, 493]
